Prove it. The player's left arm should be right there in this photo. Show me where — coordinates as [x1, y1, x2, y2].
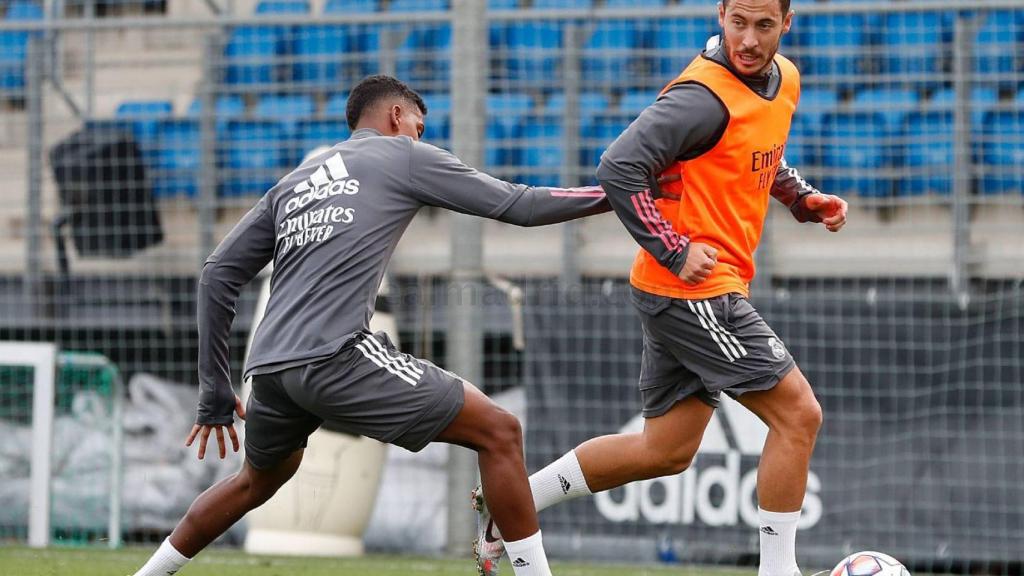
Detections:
[192, 193, 276, 459]
[771, 157, 848, 232]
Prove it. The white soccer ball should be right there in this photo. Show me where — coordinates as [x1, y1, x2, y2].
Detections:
[830, 551, 911, 576]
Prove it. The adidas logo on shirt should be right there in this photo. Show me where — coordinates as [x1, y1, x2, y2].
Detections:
[285, 152, 361, 214]
[512, 558, 531, 568]
[558, 474, 571, 494]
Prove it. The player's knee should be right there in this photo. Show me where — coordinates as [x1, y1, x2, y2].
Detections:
[484, 408, 524, 454]
[659, 450, 696, 476]
[790, 395, 822, 445]
[643, 436, 697, 477]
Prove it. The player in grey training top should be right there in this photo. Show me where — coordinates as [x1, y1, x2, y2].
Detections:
[130, 75, 611, 576]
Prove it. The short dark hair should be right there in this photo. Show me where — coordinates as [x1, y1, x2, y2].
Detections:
[721, 0, 792, 14]
[346, 75, 427, 130]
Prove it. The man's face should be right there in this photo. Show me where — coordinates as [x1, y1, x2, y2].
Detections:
[718, 0, 792, 76]
[391, 102, 425, 141]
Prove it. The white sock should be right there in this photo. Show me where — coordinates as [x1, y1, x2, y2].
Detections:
[530, 449, 592, 512]
[758, 508, 801, 576]
[133, 538, 190, 576]
[504, 530, 552, 576]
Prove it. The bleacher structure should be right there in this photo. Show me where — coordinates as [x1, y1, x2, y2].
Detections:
[0, 0, 1022, 571]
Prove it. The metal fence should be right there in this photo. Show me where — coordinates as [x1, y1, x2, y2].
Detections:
[0, 0, 1022, 572]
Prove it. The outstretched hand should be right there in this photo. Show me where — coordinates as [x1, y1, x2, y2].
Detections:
[804, 194, 848, 232]
[186, 394, 246, 460]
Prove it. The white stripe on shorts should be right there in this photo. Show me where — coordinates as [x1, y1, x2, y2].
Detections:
[355, 338, 421, 386]
[363, 335, 424, 377]
[698, 300, 748, 359]
[687, 300, 747, 363]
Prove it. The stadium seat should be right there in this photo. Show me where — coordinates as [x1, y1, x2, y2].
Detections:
[532, 0, 591, 8]
[323, 0, 377, 11]
[292, 25, 348, 86]
[420, 93, 451, 144]
[490, 21, 563, 83]
[219, 119, 290, 196]
[851, 88, 920, 134]
[224, 26, 281, 86]
[254, 0, 309, 14]
[796, 87, 839, 126]
[794, 13, 870, 81]
[619, 91, 657, 115]
[254, 94, 315, 133]
[784, 116, 817, 169]
[605, 0, 664, 6]
[520, 117, 564, 187]
[582, 20, 645, 85]
[581, 112, 632, 170]
[115, 100, 174, 163]
[294, 119, 349, 159]
[324, 93, 349, 118]
[486, 93, 533, 169]
[388, 0, 446, 11]
[395, 24, 452, 90]
[187, 95, 246, 130]
[974, 10, 1022, 89]
[322, 0, 380, 78]
[901, 110, 954, 196]
[652, 18, 716, 79]
[820, 111, 891, 197]
[545, 91, 610, 117]
[979, 110, 1024, 195]
[879, 11, 952, 85]
[152, 119, 201, 198]
[488, 0, 519, 8]
[0, 0, 44, 93]
[927, 87, 998, 130]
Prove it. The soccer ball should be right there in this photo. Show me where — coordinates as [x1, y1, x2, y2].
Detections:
[830, 551, 911, 576]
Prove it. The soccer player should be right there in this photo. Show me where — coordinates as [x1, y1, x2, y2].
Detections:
[473, 1, 848, 576]
[130, 75, 612, 576]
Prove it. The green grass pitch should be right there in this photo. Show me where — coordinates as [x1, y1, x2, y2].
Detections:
[0, 546, 757, 576]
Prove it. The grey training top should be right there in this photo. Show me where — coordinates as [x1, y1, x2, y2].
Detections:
[596, 37, 823, 275]
[196, 129, 610, 425]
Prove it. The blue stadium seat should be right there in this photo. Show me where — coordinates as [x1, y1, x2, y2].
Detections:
[152, 119, 201, 198]
[619, 91, 656, 115]
[653, 18, 716, 78]
[928, 87, 998, 130]
[420, 93, 450, 144]
[796, 87, 839, 126]
[879, 11, 952, 84]
[851, 88, 920, 134]
[582, 20, 645, 84]
[323, 0, 377, 11]
[490, 21, 562, 83]
[901, 110, 954, 196]
[532, 0, 591, 8]
[322, 0, 380, 77]
[486, 93, 533, 169]
[115, 100, 174, 162]
[187, 95, 246, 130]
[395, 24, 452, 89]
[794, 13, 869, 81]
[488, 0, 518, 8]
[324, 93, 349, 118]
[980, 110, 1024, 195]
[820, 111, 891, 197]
[784, 116, 817, 168]
[295, 119, 349, 159]
[545, 91, 610, 116]
[520, 117, 564, 188]
[292, 25, 347, 85]
[581, 112, 632, 169]
[254, 0, 309, 14]
[605, 0, 664, 6]
[389, 0, 446, 10]
[0, 0, 44, 93]
[219, 120, 290, 196]
[254, 94, 315, 134]
[974, 10, 1022, 89]
[224, 26, 280, 86]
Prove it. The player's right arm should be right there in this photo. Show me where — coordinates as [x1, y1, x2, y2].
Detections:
[406, 139, 612, 226]
[595, 84, 726, 284]
[193, 193, 276, 457]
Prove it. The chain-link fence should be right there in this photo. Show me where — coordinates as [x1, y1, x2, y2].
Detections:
[0, 0, 1022, 572]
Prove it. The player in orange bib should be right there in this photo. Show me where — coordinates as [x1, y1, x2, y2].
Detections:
[473, 2, 848, 575]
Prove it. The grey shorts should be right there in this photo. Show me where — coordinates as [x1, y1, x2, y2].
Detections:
[631, 287, 796, 416]
[244, 331, 465, 469]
